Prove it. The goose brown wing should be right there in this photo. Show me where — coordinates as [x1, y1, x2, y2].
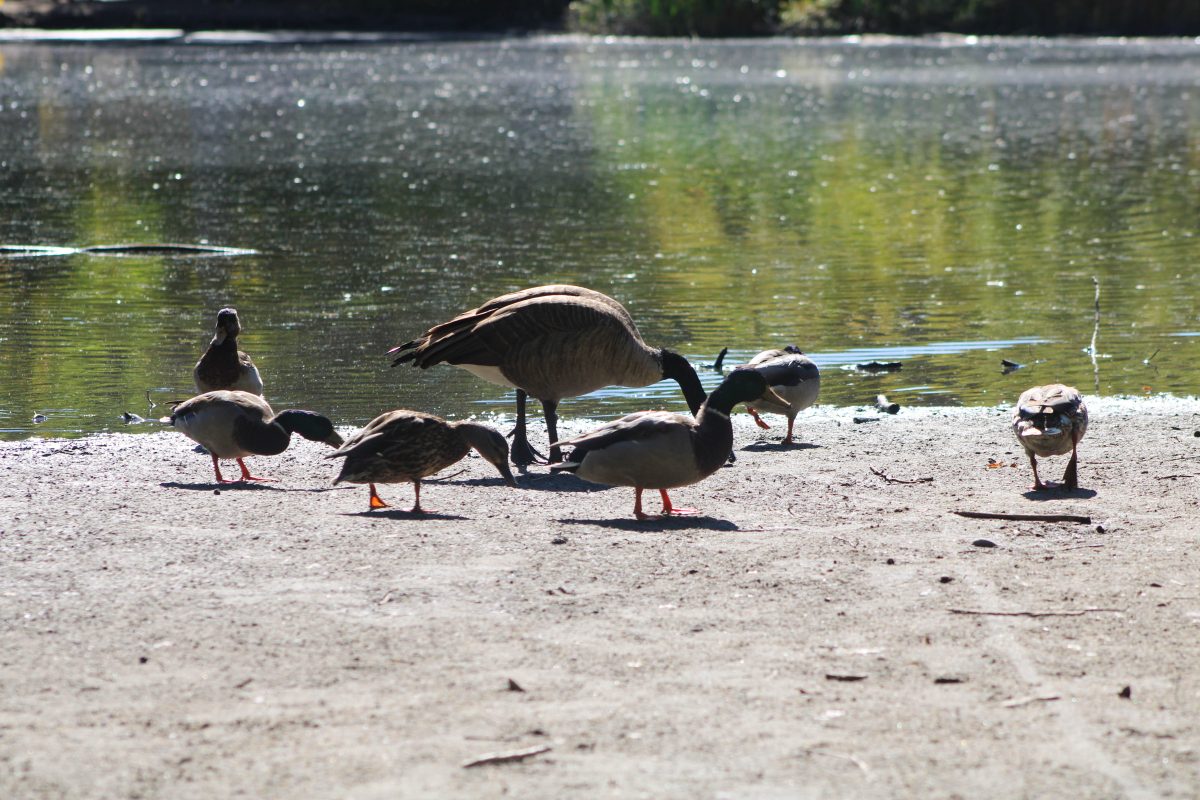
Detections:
[555, 411, 691, 460]
[389, 286, 640, 366]
[403, 295, 642, 370]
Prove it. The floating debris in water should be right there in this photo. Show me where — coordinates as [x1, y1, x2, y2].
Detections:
[875, 394, 900, 414]
[709, 347, 728, 372]
[0, 243, 255, 258]
[122, 412, 145, 424]
[856, 361, 902, 373]
[1001, 359, 1025, 374]
[32, 413, 48, 424]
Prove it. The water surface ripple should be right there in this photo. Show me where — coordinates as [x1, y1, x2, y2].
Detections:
[1, 36, 1198, 438]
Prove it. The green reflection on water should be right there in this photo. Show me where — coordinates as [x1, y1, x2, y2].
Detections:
[0, 38, 1198, 439]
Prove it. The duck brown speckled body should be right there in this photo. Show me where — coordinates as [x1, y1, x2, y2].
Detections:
[328, 410, 517, 512]
[1012, 384, 1088, 491]
[387, 285, 707, 466]
[550, 368, 788, 520]
[741, 345, 820, 444]
[162, 390, 342, 483]
[194, 307, 264, 395]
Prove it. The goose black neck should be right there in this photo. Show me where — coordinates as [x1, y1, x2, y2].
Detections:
[275, 410, 338, 443]
[660, 349, 706, 416]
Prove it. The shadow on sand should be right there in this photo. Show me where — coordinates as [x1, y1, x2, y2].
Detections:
[1021, 486, 1098, 501]
[557, 515, 739, 532]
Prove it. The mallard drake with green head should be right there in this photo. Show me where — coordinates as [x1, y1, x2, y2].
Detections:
[162, 390, 342, 483]
[387, 285, 707, 466]
[327, 410, 517, 512]
[194, 307, 264, 395]
[549, 368, 788, 520]
[741, 345, 820, 444]
[1012, 384, 1088, 491]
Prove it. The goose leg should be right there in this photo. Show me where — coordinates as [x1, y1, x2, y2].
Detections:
[783, 417, 796, 445]
[748, 407, 771, 430]
[1027, 452, 1047, 491]
[510, 390, 547, 466]
[543, 400, 562, 463]
[1062, 437, 1080, 491]
[368, 483, 390, 510]
[659, 488, 698, 517]
[211, 454, 234, 484]
[235, 458, 272, 482]
[410, 480, 436, 514]
[633, 488, 652, 520]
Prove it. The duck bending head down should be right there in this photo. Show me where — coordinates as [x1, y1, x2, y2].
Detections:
[162, 390, 342, 483]
[548, 367, 789, 520]
[386, 285, 706, 467]
[327, 410, 517, 513]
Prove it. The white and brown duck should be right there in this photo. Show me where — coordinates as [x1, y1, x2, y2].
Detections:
[1011, 383, 1088, 491]
[740, 345, 820, 444]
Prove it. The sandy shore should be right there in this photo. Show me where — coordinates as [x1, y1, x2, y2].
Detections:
[2, 399, 1199, 798]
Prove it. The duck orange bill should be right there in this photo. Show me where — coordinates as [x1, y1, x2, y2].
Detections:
[760, 386, 791, 408]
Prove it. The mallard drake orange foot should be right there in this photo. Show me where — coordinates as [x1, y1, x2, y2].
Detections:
[747, 407, 772, 430]
[632, 488, 698, 520]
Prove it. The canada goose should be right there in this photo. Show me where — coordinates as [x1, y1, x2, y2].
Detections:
[194, 307, 264, 395]
[327, 409, 517, 513]
[1012, 384, 1088, 491]
[388, 285, 707, 466]
[741, 345, 820, 444]
[161, 390, 342, 483]
[549, 368, 788, 519]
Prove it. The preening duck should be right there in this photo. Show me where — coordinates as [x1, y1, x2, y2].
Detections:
[194, 307, 264, 395]
[162, 390, 342, 483]
[327, 410, 517, 513]
[740, 345, 820, 444]
[1011, 384, 1088, 491]
[549, 367, 788, 520]
[387, 285, 707, 466]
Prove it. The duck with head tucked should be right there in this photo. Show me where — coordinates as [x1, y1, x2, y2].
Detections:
[162, 390, 342, 483]
[1011, 383, 1088, 491]
[549, 368, 788, 520]
[740, 345, 820, 444]
[195, 307, 264, 395]
[327, 410, 517, 513]
[387, 285, 707, 466]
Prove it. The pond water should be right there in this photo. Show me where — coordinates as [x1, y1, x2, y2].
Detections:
[1, 34, 1199, 439]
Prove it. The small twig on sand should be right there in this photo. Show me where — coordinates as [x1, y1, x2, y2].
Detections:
[953, 510, 1091, 524]
[461, 744, 551, 769]
[949, 607, 1123, 618]
[737, 526, 808, 533]
[1090, 276, 1101, 394]
[801, 747, 873, 779]
[1003, 694, 1061, 709]
[1158, 474, 1199, 480]
[425, 469, 468, 483]
[870, 466, 933, 484]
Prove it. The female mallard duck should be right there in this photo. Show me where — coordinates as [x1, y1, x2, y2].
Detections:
[194, 307, 264, 395]
[387, 285, 707, 466]
[1012, 384, 1088, 491]
[740, 345, 820, 444]
[327, 410, 517, 513]
[162, 390, 343, 483]
[549, 368, 788, 519]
